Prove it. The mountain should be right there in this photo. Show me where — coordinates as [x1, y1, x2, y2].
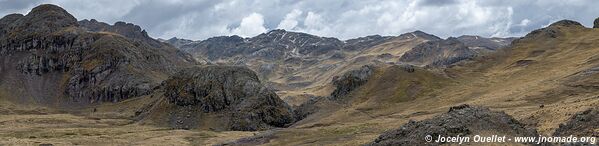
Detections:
[6, 3, 599, 146]
[399, 37, 476, 67]
[0, 4, 196, 107]
[160, 37, 195, 49]
[211, 18, 599, 145]
[137, 66, 295, 131]
[166, 30, 514, 107]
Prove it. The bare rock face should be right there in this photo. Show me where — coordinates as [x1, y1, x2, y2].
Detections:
[78, 19, 162, 47]
[554, 107, 599, 137]
[329, 65, 375, 100]
[368, 105, 538, 146]
[151, 66, 295, 131]
[0, 4, 195, 107]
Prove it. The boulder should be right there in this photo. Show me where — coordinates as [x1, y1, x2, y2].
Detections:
[368, 104, 538, 146]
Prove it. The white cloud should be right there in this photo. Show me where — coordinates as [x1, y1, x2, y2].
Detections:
[2, 0, 598, 40]
[519, 19, 531, 26]
[230, 12, 267, 37]
[276, 9, 302, 30]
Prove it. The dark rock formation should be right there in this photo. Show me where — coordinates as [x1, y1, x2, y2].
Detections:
[554, 107, 599, 137]
[0, 4, 195, 107]
[368, 104, 538, 146]
[78, 19, 162, 47]
[400, 37, 475, 67]
[292, 96, 325, 120]
[329, 65, 375, 100]
[595, 17, 599, 28]
[150, 66, 295, 131]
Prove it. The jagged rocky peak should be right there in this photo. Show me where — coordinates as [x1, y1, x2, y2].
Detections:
[79, 19, 153, 42]
[252, 29, 342, 45]
[594, 17, 599, 28]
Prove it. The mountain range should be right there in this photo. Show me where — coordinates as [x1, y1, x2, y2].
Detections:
[1, 4, 599, 146]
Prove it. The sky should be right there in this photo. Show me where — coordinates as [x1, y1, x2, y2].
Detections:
[1, 0, 598, 40]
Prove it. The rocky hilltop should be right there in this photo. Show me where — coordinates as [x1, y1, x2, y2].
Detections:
[0, 4, 195, 107]
[138, 66, 295, 131]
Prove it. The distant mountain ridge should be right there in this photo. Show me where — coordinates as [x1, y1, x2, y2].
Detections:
[162, 29, 516, 99]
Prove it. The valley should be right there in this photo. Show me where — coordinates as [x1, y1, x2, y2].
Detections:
[1, 4, 599, 146]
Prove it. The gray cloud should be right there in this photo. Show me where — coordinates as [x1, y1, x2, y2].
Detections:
[1, 0, 598, 40]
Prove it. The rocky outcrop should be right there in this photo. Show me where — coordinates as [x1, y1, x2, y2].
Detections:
[554, 107, 599, 137]
[594, 17, 599, 28]
[400, 37, 475, 67]
[78, 19, 162, 47]
[0, 4, 195, 106]
[329, 65, 375, 100]
[368, 105, 538, 146]
[147, 66, 295, 131]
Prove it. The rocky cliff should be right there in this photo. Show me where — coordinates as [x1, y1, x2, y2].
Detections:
[138, 66, 295, 131]
[0, 4, 195, 107]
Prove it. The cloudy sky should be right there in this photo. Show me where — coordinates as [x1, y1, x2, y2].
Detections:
[1, 0, 598, 40]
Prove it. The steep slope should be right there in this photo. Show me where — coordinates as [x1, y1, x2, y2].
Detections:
[137, 66, 295, 131]
[213, 19, 599, 145]
[399, 37, 476, 67]
[78, 19, 162, 47]
[161, 37, 195, 50]
[0, 4, 196, 108]
[170, 30, 513, 104]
